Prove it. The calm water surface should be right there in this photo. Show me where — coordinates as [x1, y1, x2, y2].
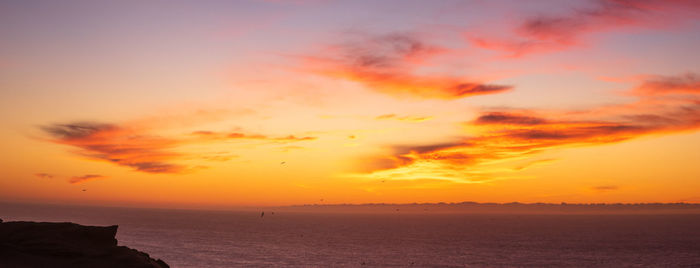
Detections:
[2, 203, 700, 267]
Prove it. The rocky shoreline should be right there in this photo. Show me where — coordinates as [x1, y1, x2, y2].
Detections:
[0, 219, 169, 268]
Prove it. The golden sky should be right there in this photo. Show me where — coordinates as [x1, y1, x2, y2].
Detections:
[1, 0, 700, 208]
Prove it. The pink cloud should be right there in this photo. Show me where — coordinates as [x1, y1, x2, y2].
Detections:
[302, 32, 511, 99]
[469, 0, 700, 57]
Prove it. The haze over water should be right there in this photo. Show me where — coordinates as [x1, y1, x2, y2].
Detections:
[3, 203, 700, 267]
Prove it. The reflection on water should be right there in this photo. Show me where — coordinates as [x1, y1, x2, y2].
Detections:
[2, 203, 700, 267]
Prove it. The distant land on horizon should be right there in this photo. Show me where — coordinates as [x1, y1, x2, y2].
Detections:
[270, 202, 700, 214]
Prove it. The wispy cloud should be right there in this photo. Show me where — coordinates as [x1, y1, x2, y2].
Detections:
[474, 112, 548, 126]
[191, 131, 316, 143]
[512, 158, 557, 171]
[634, 73, 700, 96]
[34, 173, 54, 179]
[360, 73, 700, 182]
[375, 114, 433, 122]
[302, 32, 511, 99]
[69, 174, 105, 184]
[592, 185, 619, 192]
[194, 152, 239, 162]
[470, 0, 700, 57]
[41, 122, 318, 174]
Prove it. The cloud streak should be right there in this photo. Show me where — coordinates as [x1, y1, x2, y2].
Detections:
[470, 0, 700, 57]
[69, 174, 105, 184]
[592, 185, 619, 192]
[634, 73, 700, 96]
[41, 122, 319, 174]
[361, 73, 700, 182]
[34, 173, 54, 179]
[375, 114, 433, 123]
[191, 131, 316, 143]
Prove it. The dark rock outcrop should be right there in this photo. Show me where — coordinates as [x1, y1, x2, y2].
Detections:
[0, 220, 168, 268]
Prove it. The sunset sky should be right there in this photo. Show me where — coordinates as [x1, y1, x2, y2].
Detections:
[1, 0, 700, 208]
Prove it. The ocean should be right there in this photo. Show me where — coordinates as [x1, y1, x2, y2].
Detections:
[2, 203, 700, 267]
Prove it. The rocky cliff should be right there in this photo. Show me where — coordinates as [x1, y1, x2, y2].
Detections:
[0, 219, 169, 268]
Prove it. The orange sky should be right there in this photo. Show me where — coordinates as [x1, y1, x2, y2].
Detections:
[1, 0, 700, 208]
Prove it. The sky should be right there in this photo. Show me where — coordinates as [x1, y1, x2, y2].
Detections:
[1, 0, 700, 208]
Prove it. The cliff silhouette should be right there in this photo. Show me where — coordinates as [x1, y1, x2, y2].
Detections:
[0, 219, 168, 268]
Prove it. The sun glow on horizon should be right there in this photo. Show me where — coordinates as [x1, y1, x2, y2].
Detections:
[1, 0, 700, 208]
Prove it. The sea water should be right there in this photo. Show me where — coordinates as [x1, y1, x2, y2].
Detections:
[2, 203, 700, 267]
